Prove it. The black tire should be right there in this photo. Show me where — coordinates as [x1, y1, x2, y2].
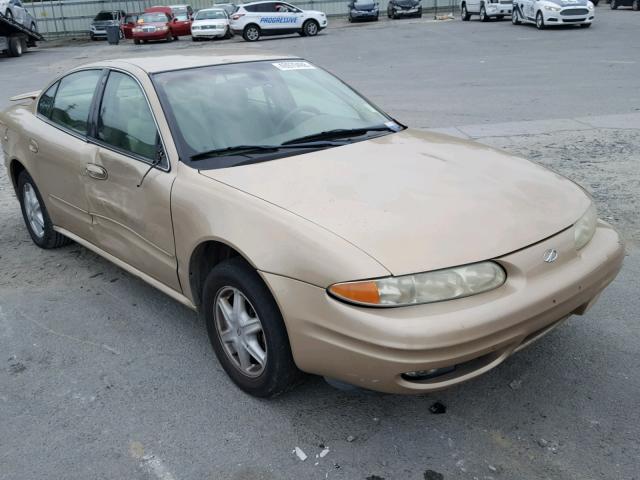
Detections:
[30, 22, 37, 32]
[375, 14, 379, 20]
[7, 35, 23, 57]
[224, 26, 233, 39]
[461, 3, 471, 20]
[303, 19, 319, 36]
[134, 38, 141, 44]
[512, 7, 522, 24]
[4, 9, 13, 20]
[592, 0, 599, 4]
[536, 10, 545, 29]
[191, 36, 198, 41]
[17, 171, 70, 249]
[348, 14, 353, 22]
[480, 4, 489, 21]
[610, 0, 617, 8]
[633, 0, 639, 9]
[202, 257, 301, 397]
[243, 24, 260, 41]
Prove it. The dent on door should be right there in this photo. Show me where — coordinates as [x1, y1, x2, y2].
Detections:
[85, 147, 180, 290]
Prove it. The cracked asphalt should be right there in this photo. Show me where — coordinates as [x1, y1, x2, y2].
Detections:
[1, 7, 639, 480]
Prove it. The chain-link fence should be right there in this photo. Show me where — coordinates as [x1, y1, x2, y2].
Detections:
[23, 0, 458, 38]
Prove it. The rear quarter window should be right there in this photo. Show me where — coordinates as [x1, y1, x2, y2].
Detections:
[37, 82, 59, 119]
[49, 70, 102, 136]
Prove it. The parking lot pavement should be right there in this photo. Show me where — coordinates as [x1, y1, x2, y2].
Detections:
[2, 8, 640, 480]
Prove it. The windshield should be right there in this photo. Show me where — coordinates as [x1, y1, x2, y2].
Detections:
[153, 60, 397, 168]
[172, 7, 189, 19]
[94, 11, 115, 21]
[141, 12, 168, 22]
[354, 0, 376, 8]
[195, 10, 227, 19]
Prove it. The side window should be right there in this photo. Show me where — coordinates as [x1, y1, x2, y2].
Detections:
[50, 70, 102, 135]
[244, 5, 259, 11]
[259, 3, 279, 12]
[97, 71, 160, 162]
[37, 82, 59, 119]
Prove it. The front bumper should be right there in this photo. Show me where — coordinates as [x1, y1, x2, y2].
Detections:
[133, 30, 170, 40]
[262, 222, 624, 394]
[543, 7, 594, 24]
[90, 29, 107, 37]
[392, 6, 422, 16]
[191, 27, 227, 38]
[350, 9, 379, 18]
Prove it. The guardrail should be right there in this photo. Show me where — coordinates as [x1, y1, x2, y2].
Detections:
[24, 0, 458, 38]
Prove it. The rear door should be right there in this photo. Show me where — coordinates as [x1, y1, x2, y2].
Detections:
[171, 9, 192, 35]
[27, 69, 103, 240]
[257, 2, 301, 33]
[86, 69, 180, 290]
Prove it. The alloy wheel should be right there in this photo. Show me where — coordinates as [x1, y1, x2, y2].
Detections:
[23, 183, 44, 238]
[214, 286, 267, 377]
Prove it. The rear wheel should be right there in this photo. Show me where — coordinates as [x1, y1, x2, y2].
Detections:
[303, 19, 319, 36]
[461, 3, 471, 20]
[243, 24, 260, 41]
[480, 4, 489, 21]
[536, 10, 545, 29]
[7, 35, 24, 57]
[203, 258, 302, 397]
[17, 171, 70, 249]
[134, 38, 141, 44]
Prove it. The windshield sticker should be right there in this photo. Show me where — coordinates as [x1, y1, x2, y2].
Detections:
[260, 16, 298, 24]
[272, 61, 316, 71]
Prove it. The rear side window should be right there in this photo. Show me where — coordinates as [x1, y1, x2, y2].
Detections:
[97, 71, 159, 162]
[244, 4, 259, 11]
[37, 82, 59, 119]
[50, 70, 102, 135]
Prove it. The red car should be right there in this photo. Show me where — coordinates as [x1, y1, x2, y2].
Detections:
[121, 14, 139, 39]
[132, 11, 177, 44]
[145, 5, 192, 36]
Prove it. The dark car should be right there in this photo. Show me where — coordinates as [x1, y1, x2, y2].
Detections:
[89, 10, 126, 40]
[387, 0, 422, 18]
[348, 0, 380, 21]
[609, 0, 639, 9]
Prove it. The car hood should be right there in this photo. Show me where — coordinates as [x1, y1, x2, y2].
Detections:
[544, 0, 589, 5]
[192, 19, 227, 25]
[200, 129, 590, 276]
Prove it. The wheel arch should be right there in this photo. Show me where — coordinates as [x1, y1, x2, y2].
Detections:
[9, 158, 27, 195]
[188, 239, 255, 308]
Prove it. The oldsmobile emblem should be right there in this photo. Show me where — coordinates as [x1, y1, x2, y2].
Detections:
[543, 249, 559, 263]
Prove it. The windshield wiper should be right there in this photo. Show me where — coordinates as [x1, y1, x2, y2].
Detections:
[189, 141, 344, 161]
[281, 126, 397, 146]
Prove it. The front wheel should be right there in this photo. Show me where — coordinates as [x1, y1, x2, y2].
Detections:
[536, 10, 545, 29]
[480, 5, 489, 21]
[512, 7, 522, 24]
[303, 19, 319, 36]
[203, 258, 302, 397]
[134, 38, 141, 44]
[243, 24, 260, 41]
[224, 26, 233, 39]
[461, 3, 471, 20]
[18, 171, 70, 249]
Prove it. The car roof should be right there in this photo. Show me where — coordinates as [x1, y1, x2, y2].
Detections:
[239, 1, 291, 5]
[81, 54, 297, 74]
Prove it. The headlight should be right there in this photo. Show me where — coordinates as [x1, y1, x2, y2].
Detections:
[159, 26, 168, 31]
[133, 27, 142, 32]
[574, 203, 597, 250]
[328, 261, 506, 307]
[545, 5, 561, 11]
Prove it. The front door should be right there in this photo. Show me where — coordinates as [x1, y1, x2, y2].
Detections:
[86, 70, 180, 291]
[28, 69, 103, 240]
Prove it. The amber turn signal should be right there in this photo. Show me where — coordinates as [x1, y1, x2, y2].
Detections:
[329, 281, 381, 305]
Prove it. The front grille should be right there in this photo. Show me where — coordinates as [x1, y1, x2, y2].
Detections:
[562, 8, 589, 15]
[563, 17, 586, 21]
[500, 0, 511, 4]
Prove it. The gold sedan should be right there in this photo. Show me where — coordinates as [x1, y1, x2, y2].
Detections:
[0, 55, 624, 396]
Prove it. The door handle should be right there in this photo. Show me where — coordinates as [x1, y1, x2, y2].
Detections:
[28, 138, 38, 153]
[85, 163, 108, 180]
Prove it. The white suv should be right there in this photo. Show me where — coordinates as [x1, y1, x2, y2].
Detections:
[461, 0, 512, 21]
[230, 1, 327, 41]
